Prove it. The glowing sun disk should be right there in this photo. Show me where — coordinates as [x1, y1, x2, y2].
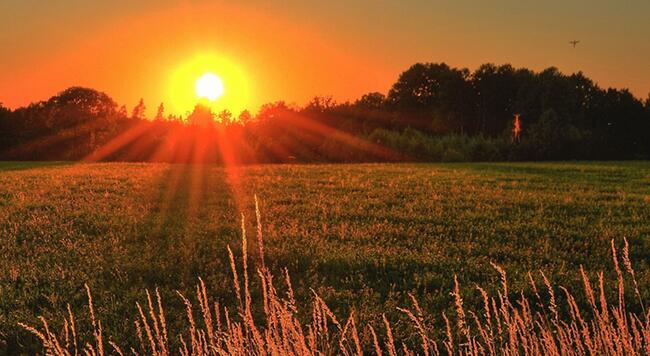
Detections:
[196, 73, 224, 101]
[167, 53, 251, 115]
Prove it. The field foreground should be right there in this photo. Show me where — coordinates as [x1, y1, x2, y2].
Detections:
[1, 161, 650, 353]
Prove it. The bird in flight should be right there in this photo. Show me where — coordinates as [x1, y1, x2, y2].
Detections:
[569, 40, 580, 48]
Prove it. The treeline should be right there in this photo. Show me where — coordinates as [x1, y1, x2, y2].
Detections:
[1, 62, 649, 163]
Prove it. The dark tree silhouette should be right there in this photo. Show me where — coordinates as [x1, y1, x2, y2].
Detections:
[355, 92, 386, 110]
[186, 104, 214, 127]
[154, 103, 165, 121]
[303, 96, 335, 113]
[238, 110, 253, 125]
[216, 110, 233, 125]
[132, 98, 146, 120]
[524, 109, 582, 159]
[471, 64, 518, 135]
[1, 62, 649, 162]
[0, 103, 13, 149]
[45, 87, 120, 158]
[387, 63, 475, 134]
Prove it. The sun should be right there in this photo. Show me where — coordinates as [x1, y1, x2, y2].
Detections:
[195, 72, 224, 101]
[167, 53, 252, 116]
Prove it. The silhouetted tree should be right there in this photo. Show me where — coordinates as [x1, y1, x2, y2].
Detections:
[0, 103, 10, 128]
[187, 104, 214, 127]
[644, 93, 650, 120]
[167, 114, 182, 122]
[471, 64, 518, 135]
[20, 87, 120, 159]
[118, 105, 128, 118]
[303, 96, 335, 113]
[595, 88, 647, 158]
[256, 101, 294, 122]
[2, 62, 648, 162]
[154, 103, 165, 121]
[387, 63, 475, 134]
[132, 98, 146, 120]
[355, 92, 386, 110]
[216, 110, 233, 125]
[0, 103, 13, 150]
[524, 109, 582, 160]
[238, 110, 253, 125]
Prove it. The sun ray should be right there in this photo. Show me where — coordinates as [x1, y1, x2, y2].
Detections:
[83, 121, 153, 162]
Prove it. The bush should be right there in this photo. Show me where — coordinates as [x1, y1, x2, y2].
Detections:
[368, 129, 508, 162]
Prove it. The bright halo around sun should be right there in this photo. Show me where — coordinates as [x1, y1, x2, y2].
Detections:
[195, 73, 224, 101]
[167, 53, 251, 116]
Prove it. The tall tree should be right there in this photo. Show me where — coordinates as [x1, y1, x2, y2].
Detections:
[471, 64, 519, 135]
[0, 103, 13, 150]
[303, 96, 335, 113]
[355, 92, 386, 110]
[118, 105, 128, 118]
[387, 62, 475, 133]
[43, 87, 119, 158]
[217, 110, 233, 125]
[187, 104, 214, 127]
[132, 98, 146, 120]
[238, 110, 253, 125]
[154, 103, 165, 121]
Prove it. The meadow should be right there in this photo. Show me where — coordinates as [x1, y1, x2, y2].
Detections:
[1, 161, 650, 354]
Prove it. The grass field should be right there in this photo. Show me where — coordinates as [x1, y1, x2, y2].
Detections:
[1, 161, 650, 353]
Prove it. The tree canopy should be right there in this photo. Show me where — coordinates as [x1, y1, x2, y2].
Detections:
[0, 63, 648, 163]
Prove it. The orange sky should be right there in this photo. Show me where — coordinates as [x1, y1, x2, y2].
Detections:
[1, 1, 649, 116]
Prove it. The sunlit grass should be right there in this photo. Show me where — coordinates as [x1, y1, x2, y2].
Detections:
[19, 205, 650, 354]
[1, 162, 649, 353]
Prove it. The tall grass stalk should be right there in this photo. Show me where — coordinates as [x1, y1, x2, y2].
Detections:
[19, 208, 650, 355]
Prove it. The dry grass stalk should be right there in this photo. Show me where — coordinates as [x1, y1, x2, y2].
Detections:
[18, 210, 650, 356]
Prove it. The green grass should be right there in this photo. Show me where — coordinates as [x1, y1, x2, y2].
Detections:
[2, 161, 650, 352]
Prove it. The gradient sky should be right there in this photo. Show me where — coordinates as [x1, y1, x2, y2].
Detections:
[1, 0, 649, 115]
